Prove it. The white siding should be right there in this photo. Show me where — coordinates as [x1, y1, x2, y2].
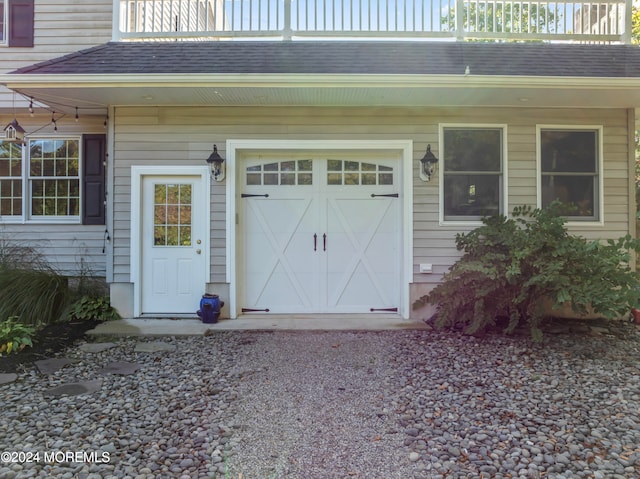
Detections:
[111, 106, 633, 294]
[0, 0, 113, 109]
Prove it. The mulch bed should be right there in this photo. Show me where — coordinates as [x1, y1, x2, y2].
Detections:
[0, 320, 102, 374]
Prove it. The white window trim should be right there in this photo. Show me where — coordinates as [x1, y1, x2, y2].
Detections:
[0, 141, 24, 223]
[0, 0, 7, 47]
[0, 136, 83, 224]
[438, 123, 509, 226]
[535, 125, 604, 227]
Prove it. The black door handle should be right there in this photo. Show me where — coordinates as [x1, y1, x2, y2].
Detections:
[323, 233, 327, 251]
[313, 233, 317, 251]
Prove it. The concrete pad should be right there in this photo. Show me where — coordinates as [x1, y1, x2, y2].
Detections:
[35, 358, 78, 375]
[96, 361, 142, 375]
[88, 315, 429, 337]
[134, 341, 177, 352]
[43, 379, 102, 397]
[0, 373, 18, 385]
[78, 342, 118, 353]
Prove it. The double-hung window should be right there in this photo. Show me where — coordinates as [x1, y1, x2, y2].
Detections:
[0, 141, 22, 216]
[441, 125, 505, 222]
[538, 126, 601, 222]
[0, 135, 105, 224]
[0, 0, 5, 44]
[29, 139, 80, 219]
[0, 138, 80, 222]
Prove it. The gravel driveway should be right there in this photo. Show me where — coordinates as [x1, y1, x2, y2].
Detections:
[1, 325, 639, 479]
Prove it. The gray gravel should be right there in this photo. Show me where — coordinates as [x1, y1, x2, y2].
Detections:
[0, 325, 639, 479]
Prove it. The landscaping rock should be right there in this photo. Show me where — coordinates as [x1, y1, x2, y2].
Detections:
[34, 358, 78, 375]
[43, 379, 102, 397]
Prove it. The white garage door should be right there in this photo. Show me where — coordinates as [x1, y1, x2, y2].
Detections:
[240, 155, 401, 314]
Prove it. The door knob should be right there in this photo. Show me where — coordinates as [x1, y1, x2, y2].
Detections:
[196, 249, 202, 254]
[196, 239, 201, 244]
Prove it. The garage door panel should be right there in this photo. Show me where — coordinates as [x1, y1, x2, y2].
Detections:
[246, 262, 315, 311]
[241, 156, 400, 314]
[243, 196, 318, 311]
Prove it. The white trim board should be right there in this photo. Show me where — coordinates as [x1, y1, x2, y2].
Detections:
[226, 139, 414, 319]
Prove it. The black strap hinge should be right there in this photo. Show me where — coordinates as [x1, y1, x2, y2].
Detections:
[370, 193, 399, 198]
[242, 308, 270, 312]
[241, 193, 269, 198]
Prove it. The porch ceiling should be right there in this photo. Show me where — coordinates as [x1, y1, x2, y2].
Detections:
[4, 74, 640, 112]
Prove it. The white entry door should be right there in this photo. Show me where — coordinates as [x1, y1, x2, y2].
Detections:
[240, 155, 400, 314]
[140, 175, 207, 314]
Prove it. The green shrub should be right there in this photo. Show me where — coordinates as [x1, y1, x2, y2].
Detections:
[416, 204, 640, 341]
[0, 265, 70, 327]
[66, 295, 121, 322]
[0, 316, 35, 355]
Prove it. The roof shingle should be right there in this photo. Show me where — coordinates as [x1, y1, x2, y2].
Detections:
[11, 41, 640, 78]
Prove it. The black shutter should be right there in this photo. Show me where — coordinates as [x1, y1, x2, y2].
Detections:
[8, 0, 34, 47]
[82, 134, 106, 225]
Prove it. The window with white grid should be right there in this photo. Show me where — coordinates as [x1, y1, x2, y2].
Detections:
[28, 139, 80, 219]
[0, 141, 23, 218]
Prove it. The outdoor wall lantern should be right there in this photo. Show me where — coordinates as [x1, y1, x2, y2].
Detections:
[206, 144, 226, 181]
[419, 144, 438, 182]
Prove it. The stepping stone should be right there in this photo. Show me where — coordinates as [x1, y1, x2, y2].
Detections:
[96, 361, 142, 375]
[0, 373, 18, 385]
[78, 342, 117, 353]
[134, 341, 176, 353]
[43, 379, 102, 397]
[35, 358, 78, 375]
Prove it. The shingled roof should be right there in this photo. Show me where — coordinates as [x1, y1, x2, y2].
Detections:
[12, 41, 640, 78]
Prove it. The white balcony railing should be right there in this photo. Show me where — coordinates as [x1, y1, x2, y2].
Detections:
[115, 0, 632, 43]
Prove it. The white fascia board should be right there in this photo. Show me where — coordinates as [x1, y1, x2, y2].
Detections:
[2, 73, 640, 90]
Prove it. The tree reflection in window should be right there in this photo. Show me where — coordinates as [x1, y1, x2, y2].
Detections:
[540, 129, 599, 220]
[326, 160, 393, 186]
[442, 127, 503, 220]
[246, 159, 312, 185]
[154, 183, 192, 246]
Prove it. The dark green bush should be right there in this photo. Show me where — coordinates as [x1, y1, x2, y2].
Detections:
[415, 204, 640, 341]
[66, 295, 120, 322]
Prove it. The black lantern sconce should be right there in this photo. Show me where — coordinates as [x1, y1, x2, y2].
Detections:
[206, 144, 226, 181]
[419, 144, 438, 182]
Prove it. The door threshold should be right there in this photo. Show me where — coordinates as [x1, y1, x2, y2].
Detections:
[237, 313, 401, 320]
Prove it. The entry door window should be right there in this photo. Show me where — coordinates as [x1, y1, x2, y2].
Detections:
[153, 183, 192, 246]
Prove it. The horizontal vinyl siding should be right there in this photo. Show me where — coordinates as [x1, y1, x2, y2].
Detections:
[111, 106, 631, 287]
[0, 114, 108, 276]
[0, 224, 107, 276]
[0, 0, 112, 109]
